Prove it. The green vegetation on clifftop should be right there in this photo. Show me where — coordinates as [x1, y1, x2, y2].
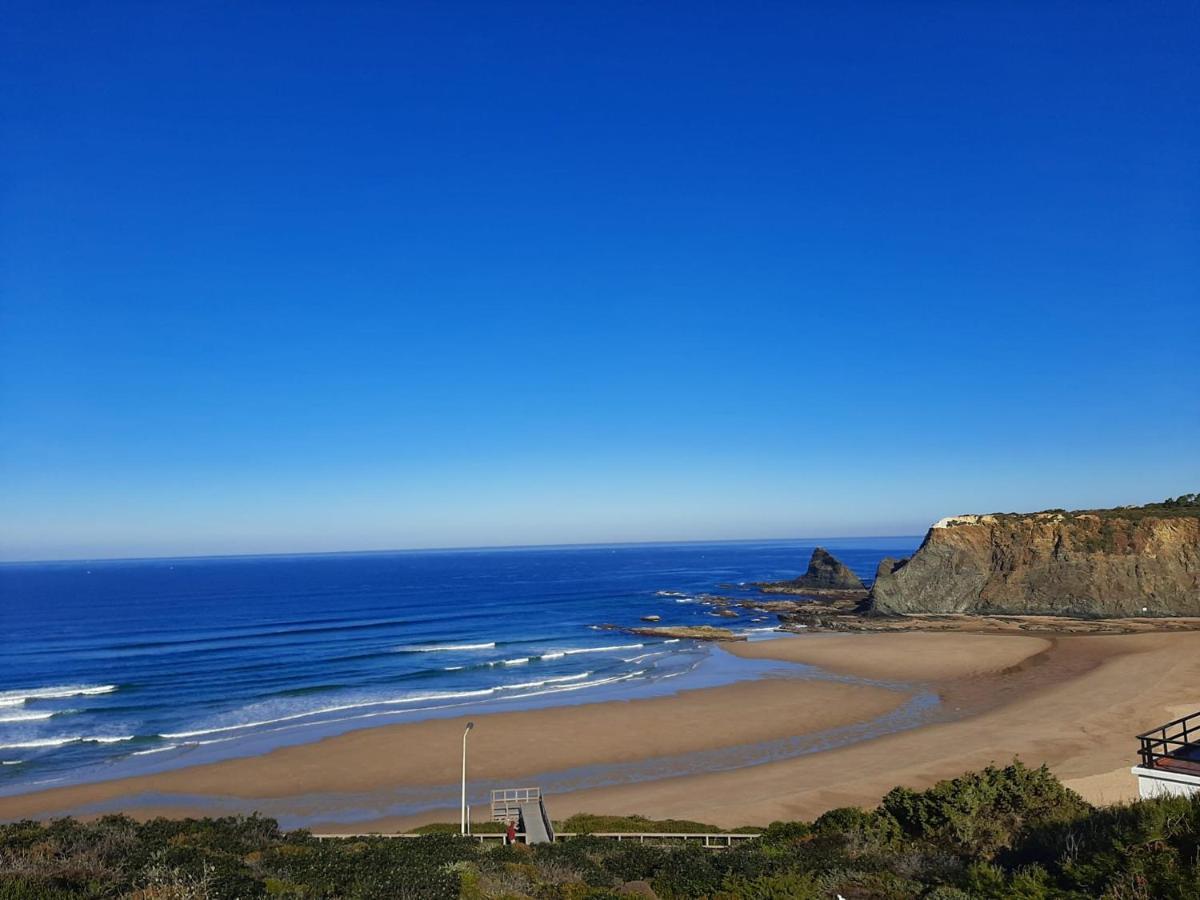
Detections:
[968, 493, 1200, 524]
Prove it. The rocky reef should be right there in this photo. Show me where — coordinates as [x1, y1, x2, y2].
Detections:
[599, 624, 747, 642]
[870, 502, 1200, 618]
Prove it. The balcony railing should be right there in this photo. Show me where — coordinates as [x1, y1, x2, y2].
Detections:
[1137, 710, 1200, 773]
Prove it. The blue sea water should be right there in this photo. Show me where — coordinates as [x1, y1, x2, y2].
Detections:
[0, 537, 920, 800]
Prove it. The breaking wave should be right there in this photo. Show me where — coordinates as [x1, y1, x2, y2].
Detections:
[0, 710, 55, 723]
[392, 642, 496, 653]
[0, 735, 133, 750]
[0, 685, 117, 707]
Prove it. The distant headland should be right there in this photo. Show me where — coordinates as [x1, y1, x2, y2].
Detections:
[748, 495, 1200, 631]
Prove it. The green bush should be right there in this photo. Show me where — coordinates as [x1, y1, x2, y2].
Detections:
[557, 813, 722, 834]
[882, 760, 1089, 854]
[3, 765, 1200, 898]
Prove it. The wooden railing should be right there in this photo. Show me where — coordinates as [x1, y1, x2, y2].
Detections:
[1137, 710, 1200, 770]
[313, 831, 759, 848]
[491, 786, 541, 822]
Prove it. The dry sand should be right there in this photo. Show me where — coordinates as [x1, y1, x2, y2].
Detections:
[2, 629, 1197, 831]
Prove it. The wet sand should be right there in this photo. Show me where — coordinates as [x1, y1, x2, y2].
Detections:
[0, 674, 905, 822]
[3, 630, 1196, 830]
[729, 632, 1054, 681]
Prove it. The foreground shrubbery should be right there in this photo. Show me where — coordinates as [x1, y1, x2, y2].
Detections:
[3, 761, 1199, 898]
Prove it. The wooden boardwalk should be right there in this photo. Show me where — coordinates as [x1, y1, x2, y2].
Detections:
[313, 831, 758, 848]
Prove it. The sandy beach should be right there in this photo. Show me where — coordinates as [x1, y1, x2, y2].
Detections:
[2, 629, 1197, 830]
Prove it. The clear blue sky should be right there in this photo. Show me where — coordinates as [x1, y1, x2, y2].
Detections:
[1, 2, 1197, 561]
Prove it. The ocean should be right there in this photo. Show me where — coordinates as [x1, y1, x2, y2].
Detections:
[0, 537, 920, 800]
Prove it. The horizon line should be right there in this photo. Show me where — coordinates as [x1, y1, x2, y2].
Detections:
[0, 532, 928, 567]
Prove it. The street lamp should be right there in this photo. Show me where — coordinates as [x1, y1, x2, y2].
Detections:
[460, 722, 474, 835]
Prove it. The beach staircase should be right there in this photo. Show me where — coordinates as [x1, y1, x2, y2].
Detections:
[491, 786, 555, 844]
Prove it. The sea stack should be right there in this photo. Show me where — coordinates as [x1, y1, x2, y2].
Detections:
[787, 547, 866, 591]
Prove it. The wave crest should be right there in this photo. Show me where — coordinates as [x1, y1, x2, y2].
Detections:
[0, 685, 117, 707]
[392, 642, 496, 653]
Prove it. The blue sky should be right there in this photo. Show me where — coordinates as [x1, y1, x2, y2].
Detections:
[1, 2, 1197, 561]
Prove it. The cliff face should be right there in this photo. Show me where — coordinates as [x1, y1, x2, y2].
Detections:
[870, 513, 1200, 617]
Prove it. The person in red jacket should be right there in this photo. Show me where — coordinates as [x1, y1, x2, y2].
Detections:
[505, 818, 517, 845]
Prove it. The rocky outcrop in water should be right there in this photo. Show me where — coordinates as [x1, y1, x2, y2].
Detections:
[599, 624, 748, 641]
[869, 506, 1200, 618]
[759, 547, 865, 594]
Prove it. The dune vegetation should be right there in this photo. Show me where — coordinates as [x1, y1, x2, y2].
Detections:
[2, 761, 1198, 898]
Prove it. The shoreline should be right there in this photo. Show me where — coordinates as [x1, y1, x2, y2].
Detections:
[0, 670, 910, 825]
[1, 629, 1196, 830]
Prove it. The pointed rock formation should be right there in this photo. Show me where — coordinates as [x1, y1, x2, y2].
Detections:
[786, 547, 866, 591]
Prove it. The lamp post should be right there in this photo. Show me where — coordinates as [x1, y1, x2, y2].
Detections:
[460, 722, 474, 835]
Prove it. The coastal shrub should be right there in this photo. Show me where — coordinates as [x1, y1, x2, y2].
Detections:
[921, 888, 974, 900]
[5, 767, 1200, 898]
[714, 869, 822, 899]
[1045, 795, 1200, 898]
[648, 843, 724, 899]
[708, 840, 776, 885]
[813, 805, 902, 851]
[595, 842, 667, 884]
[512, 836, 611, 888]
[881, 760, 1090, 855]
[557, 813, 721, 835]
[414, 821, 507, 834]
[0, 880, 80, 900]
[757, 819, 812, 846]
[258, 834, 469, 899]
[815, 866, 929, 899]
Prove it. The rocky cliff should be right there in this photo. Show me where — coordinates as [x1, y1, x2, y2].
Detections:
[785, 547, 866, 592]
[870, 509, 1200, 617]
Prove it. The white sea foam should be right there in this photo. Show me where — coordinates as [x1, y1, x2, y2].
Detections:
[663, 639, 681, 643]
[0, 737, 81, 749]
[443, 666, 465, 671]
[559, 643, 643, 655]
[0, 735, 136, 748]
[161, 667, 628, 741]
[530, 671, 644, 694]
[488, 656, 531, 666]
[622, 652, 667, 664]
[0, 710, 55, 723]
[539, 651, 566, 660]
[0, 684, 117, 706]
[499, 673, 590, 691]
[132, 744, 179, 756]
[1, 760, 24, 765]
[392, 642, 496, 653]
[177, 672, 649, 749]
[162, 687, 502, 739]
